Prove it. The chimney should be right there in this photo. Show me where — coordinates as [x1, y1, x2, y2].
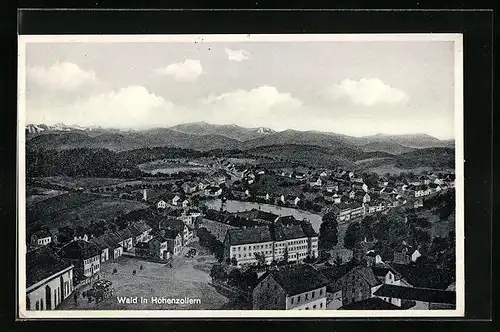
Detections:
[143, 189, 147, 201]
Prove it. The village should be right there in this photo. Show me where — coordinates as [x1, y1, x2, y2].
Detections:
[25, 157, 456, 311]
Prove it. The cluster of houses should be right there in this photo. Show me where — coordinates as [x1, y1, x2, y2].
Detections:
[226, 167, 455, 223]
[251, 246, 455, 311]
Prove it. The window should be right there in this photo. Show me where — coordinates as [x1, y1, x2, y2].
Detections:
[305, 293, 309, 300]
[313, 305, 316, 309]
[319, 289, 323, 296]
[267, 283, 270, 288]
[305, 307, 309, 310]
[320, 303, 323, 308]
[312, 291, 315, 298]
[297, 296, 301, 303]
[291, 297, 294, 304]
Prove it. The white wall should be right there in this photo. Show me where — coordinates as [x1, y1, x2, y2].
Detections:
[26, 268, 73, 310]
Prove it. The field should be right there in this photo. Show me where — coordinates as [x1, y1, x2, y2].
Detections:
[250, 174, 304, 197]
[139, 159, 212, 175]
[30, 177, 132, 190]
[26, 186, 67, 205]
[58, 240, 230, 310]
[26, 192, 148, 232]
[226, 157, 259, 165]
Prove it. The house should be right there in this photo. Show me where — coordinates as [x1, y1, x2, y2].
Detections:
[310, 178, 322, 187]
[181, 198, 190, 208]
[160, 218, 193, 246]
[182, 182, 198, 194]
[255, 192, 271, 201]
[393, 243, 421, 264]
[339, 265, 400, 307]
[350, 202, 365, 219]
[280, 195, 300, 206]
[31, 229, 53, 246]
[232, 188, 250, 200]
[197, 179, 211, 191]
[99, 234, 123, 260]
[257, 169, 265, 175]
[25, 246, 74, 311]
[198, 217, 238, 242]
[128, 221, 153, 245]
[187, 208, 202, 219]
[136, 236, 171, 261]
[294, 172, 306, 180]
[352, 182, 368, 193]
[162, 229, 183, 256]
[205, 186, 222, 197]
[318, 265, 352, 310]
[365, 251, 383, 266]
[156, 200, 167, 209]
[325, 183, 339, 193]
[373, 284, 456, 309]
[252, 265, 328, 310]
[380, 187, 398, 196]
[329, 202, 352, 221]
[89, 237, 110, 263]
[339, 297, 399, 310]
[115, 228, 134, 251]
[57, 240, 100, 284]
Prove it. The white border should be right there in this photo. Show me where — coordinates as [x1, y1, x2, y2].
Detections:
[17, 33, 464, 319]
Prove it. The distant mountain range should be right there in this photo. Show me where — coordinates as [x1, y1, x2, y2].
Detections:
[25, 122, 455, 166]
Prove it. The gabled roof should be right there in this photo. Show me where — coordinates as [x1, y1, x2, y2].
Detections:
[373, 284, 456, 304]
[58, 240, 100, 260]
[99, 234, 121, 249]
[115, 228, 134, 241]
[264, 265, 328, 296]
[134, 241, 150, 249]
[352, 266, 382, 287]
[339, 297, 399, 310]
[33, 229, 52, 238]
[26, 246, 72, 288]
[226, 227, 273, 245]
[90, 237, 109, 251]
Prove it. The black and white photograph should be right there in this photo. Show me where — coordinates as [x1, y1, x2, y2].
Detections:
[17, 34, 464, 318]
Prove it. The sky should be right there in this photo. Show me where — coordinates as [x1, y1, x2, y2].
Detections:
[22, 37, 458, 139]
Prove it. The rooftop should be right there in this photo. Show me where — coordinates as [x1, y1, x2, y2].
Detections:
[26, 246, 72, 288]
[339, 297, 399, 310]
[265, 265, 328, 296]
[373, 284, 456, 304]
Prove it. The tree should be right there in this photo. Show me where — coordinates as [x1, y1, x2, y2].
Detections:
[254, 253, 266, 267]
[319, 212, 338, 250]
[344, 222, 363, 250]
[231, 257, 238, 266]
[283, 247, 289, 262]
[210, 264, 227, 281]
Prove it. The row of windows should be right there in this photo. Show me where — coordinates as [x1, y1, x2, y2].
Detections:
[299, 303, 323, 310]
[84, 256, 100, 264]
[288, 245, 308, 252]
[290, 289, 324, 304]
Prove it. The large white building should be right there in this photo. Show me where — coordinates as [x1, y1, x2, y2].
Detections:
[26, 247, 74, 311]
[223, 221, 319, 268]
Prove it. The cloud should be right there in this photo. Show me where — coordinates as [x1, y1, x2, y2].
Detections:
[225, 48, 250, 62]
[27, 62, 97, 90]
[27, 86, 175, 129]
[154, 59, 203, 82]
[201, 86, 302, 126]
[331, 78, 407, 106]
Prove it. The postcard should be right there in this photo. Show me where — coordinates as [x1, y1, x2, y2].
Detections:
[17, 33, 464, 318]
